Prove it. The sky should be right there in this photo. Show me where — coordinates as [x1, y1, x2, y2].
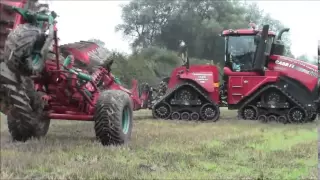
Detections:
[256, 1, 320, 59]
[45, 0, 319, 59]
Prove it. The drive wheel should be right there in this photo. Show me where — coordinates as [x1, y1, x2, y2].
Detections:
[200, 103, 220, 122]
[94, 90, 133, 146]
[152, 102, 171, 119]
[263, 91, 285, 104]
[287, 107, 306, 123]
[240, 105, 258, 120]
[175, 87, 195, 101]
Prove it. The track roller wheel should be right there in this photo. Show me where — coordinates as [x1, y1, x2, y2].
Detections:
[287, 107, 306, 123]
[171, 112, 180, 120]
[190, 112, 200, 121]
[267, 115, 277, 122]
[181, 112, 190, 121]
[240, 105, 258, 120]
[258, 115, 268, 123]
[152, 102, 171, 119]
[277, 115, 287, 124]
[199, 103, 220, 122]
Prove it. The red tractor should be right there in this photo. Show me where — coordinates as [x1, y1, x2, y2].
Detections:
[0, 0, 149, 145]
[152, 24, 319, 123]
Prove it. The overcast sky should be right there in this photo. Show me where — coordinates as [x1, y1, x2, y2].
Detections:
[46, 0, 319, 59]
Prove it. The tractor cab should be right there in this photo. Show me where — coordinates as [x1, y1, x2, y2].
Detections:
[221, 23, 276, 75]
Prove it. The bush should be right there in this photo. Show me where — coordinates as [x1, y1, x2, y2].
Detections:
[104, 47, 223, 87]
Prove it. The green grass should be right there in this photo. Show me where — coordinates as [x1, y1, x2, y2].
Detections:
[0, 109, 318, 179]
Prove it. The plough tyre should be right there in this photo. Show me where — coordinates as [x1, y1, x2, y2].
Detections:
[4, 24, 45, 76]
[5, 77, 50, 142]
[94, 90, 133, 146]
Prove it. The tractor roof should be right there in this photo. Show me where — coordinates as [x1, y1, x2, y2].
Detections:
[222, 29, 276, 36]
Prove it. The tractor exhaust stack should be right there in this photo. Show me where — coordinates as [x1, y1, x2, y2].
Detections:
[276, 28, 290, 41]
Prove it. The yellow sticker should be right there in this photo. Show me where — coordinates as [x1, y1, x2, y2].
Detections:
[213, 83, 219, 87]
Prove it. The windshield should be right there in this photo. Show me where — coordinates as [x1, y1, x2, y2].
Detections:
[228, 36, 256, 56]
[224, 36, 257, 71]
[224, 35, 275, 71]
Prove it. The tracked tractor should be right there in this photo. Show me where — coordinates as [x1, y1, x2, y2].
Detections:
[0, 0, 149, 145]
[152, 23, 319, 123]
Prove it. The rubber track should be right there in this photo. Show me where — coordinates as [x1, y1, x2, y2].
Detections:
[238, 84, 311, 122]
[152, 81, 220, 121]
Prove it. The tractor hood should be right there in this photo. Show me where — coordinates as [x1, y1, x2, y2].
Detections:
[270, 55, 317, 73]
[269, 55, 318, 91]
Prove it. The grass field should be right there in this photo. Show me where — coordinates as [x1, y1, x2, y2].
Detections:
[0, 109, 319, 179]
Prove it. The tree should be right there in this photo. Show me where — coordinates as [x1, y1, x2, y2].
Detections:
[296, 54, 309, 61]
[296, 54, 317, 65]
[115, 0, 178, 49]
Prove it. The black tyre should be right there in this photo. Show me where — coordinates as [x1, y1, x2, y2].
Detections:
[7, 88, 50, 142]
[4, 23, 45, 76]
[94, 90, 133, 146]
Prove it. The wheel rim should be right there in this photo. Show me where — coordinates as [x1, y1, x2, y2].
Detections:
[241, 105, 257, 120]
[122, 106, 130, 134]
[267, 92, 280, 103]
[190, 112, 200, 121]
[258, 115, 267, 122]
[181, 112, 190, 120]
[268, 115, 276, 122]
[243, 108, 256, 120]
[176, 88, 194, 101]
[277, 116, 286, 123]
[153, 102, 171, 119]
[264, 91, 282, 104]
[179, 90, 192, 100]
[292, 111, 302, 121]
[200, 103, 219, 121]
[288, 107, 305, 123]
[204, 107, 215, 118]
[244, 109, 254, 119]
[171, 112, 180, 120]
